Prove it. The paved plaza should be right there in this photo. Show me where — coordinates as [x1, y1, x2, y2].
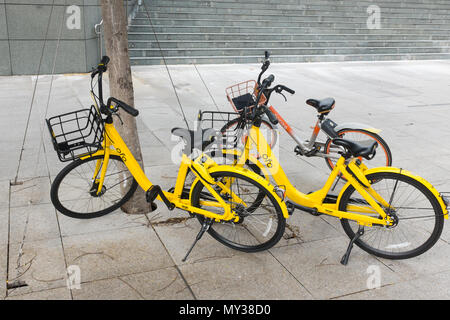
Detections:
[1, 60, 450, 300]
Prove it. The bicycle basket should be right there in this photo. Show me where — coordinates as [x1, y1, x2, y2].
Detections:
[226, 80, 267, 113]
[46, 105, 104, 162]
[198, 110, 250, 153]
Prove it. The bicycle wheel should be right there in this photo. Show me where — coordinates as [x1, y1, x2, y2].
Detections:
[220, 117, 277, 149]
[190, 170, 286, 252]
[339, 171, 444, 259]
[51, 155, 138, 219]
[324, 129, 392, 171]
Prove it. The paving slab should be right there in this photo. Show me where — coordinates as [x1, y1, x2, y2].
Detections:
[5, 286, 71, 300]
[179, 251, 313, 300]
[8, 203, 60, 244]
[0, 207, 8, 247]
[2, 60, 450, 300]
[335, 281, 427, 300]
[120, 267, 195, 300]
[269, 237, 402, 299]
[0, 245, 7, 299]
[0, 179, 10, 208]
[7, 238, 67, 297]
[376, 239, 450, 281]
[72, 277, 144, 300]
[55, 208, 147, 238]
[62, 226, 174, 283]
[9, 177, 51, 208]
[153, 218, 237, 266]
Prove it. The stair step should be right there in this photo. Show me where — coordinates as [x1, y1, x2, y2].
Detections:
[128, 40, 450, 49]
[129, 0, 450, 65]
[130, 18, 450, 29]
[129, 46, 450, 58]
[130, 53, 450, 65]
[139, 5, 450, 17]
[127, 33, 450, 41]
[128, 25, 450, 35]
[145, 0, 450, 11]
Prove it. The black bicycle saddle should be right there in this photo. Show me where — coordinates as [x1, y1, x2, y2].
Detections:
[332, 138, 378, 160]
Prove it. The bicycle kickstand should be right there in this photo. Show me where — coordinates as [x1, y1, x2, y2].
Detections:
[182, 218, 213, 262]
[340, 225, 364, 266]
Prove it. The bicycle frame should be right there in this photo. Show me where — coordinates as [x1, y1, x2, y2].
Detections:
[236, 125, 395, 226]
[267, 105, 380, 159]
[231, 124, 448, 224]
[81, 121, 290, 222]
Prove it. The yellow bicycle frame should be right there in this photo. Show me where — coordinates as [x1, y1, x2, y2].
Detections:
[232, 125, 448, 226]
[81, 122, 289, 222]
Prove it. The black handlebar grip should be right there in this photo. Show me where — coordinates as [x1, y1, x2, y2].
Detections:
[265, 107, 279, 125]
[263, 74, 275, 87]
[108, 97, 139, 117]
[100, 56, 110, 66]
[283, 86, 295, 95]
[118, 101, 139, 117]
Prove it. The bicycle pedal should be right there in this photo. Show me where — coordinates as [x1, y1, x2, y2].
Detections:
[146, 185, 175, 211]
[294, 146, 303, 156]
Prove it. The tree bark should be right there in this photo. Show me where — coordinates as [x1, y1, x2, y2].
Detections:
[100, 0, 150, 214]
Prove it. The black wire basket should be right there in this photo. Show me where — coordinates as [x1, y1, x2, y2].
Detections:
[198, 110, 250, 153]
[46, 105, 104, 162]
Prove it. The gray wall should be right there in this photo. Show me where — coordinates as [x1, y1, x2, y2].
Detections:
[0, 0, 103, 75]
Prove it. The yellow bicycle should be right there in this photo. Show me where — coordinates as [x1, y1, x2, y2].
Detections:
[200, 74, 449, 264]
[46, 57, 289, 260]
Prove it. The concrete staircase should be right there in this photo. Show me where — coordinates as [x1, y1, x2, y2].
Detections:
[128, 0, 450, 65]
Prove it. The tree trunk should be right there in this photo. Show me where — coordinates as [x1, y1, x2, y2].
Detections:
[100, 0, 150, 214]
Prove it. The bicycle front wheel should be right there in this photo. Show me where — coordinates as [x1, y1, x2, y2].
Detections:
[338, 171, 444, 260]
[51, 155, 138, 219]
[190, 170, 285, 252]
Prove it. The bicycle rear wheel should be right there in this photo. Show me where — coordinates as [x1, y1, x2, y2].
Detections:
[51, 155, 138, 219]
[325, 129, 392, 170]
[339, 171, 444, 259]
[190, 170, 285, 252]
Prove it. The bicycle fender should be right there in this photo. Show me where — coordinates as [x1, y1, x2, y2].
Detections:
[334, 122, 381, 134]
[221, 149, 271, 182]
[336, 166, 448, 218]
[189, 165, 290, 219]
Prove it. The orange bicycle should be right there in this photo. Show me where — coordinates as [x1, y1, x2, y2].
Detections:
[223, 51, 392, 172]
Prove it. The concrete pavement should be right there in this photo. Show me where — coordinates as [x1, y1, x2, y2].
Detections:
[1, 60, 450, 299]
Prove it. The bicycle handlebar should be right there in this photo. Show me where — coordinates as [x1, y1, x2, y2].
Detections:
[278, 85, 295, 95]
[90, 56, 139, 118]
[106, 97, 139, 117]
[91, 55, 110, 78]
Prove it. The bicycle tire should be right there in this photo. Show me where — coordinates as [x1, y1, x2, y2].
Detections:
[339, 171, 444, 260]
[324, 129, 392, 171]
[191, 170, 285, 252]
[51, 155, 138, 219]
